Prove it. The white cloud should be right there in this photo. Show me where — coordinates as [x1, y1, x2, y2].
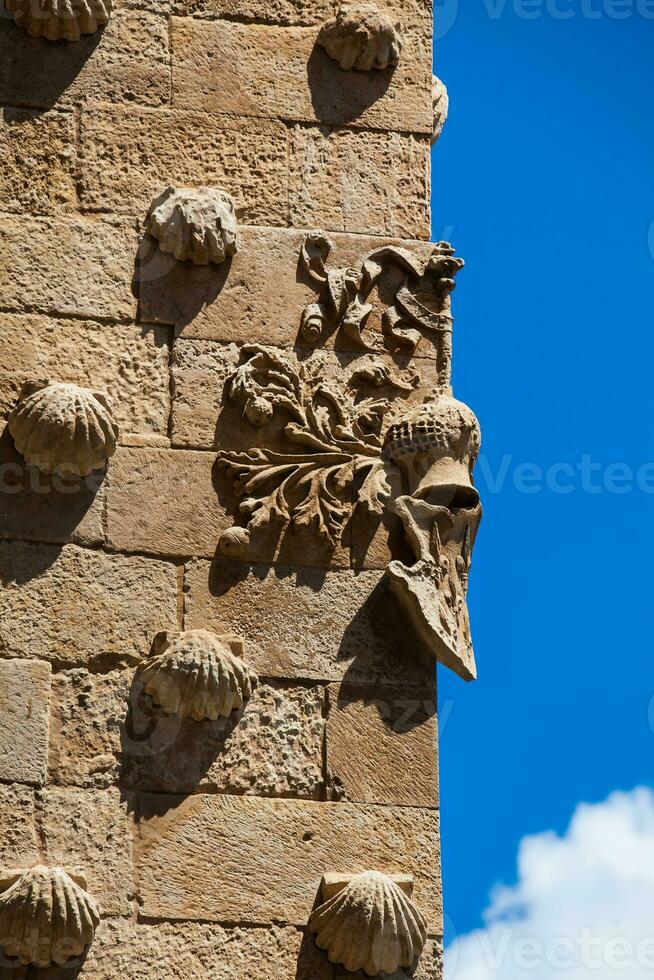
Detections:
[446, 787, 654, 979]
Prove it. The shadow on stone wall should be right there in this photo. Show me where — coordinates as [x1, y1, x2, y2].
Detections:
[306, 43, 395, 125]
[0, 17, 103, 111]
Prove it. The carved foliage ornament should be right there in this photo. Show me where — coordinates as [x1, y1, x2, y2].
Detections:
[5, 0, 111, 40]
[0, 867, 99, 968]
[308, 872, 428, 976]
[318, 3, 403, 71]
[217, 344, 418, 551]
[8, 380, 119, 477]
[145, 187, 239, 266]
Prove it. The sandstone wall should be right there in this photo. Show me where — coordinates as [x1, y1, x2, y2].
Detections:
[0, 1, 445, 977]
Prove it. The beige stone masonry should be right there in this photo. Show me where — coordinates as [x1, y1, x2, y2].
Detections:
[326, 682, 438, 808]
[135, 793, 441, 930]
[70, 919, 442, 978]
[0, 216, 137, 321]
[0, 10, 170, 110]
[0, 784, 40, 869]
[170, 17, 432, 134]
[0, 110, 77, 216]
[80, 107, 289, 223]
[141, 227, 436, 349]
[0, 426, 106, 549]
[0, 541, 178, 668]
[185, 559, 434, 686]
[0, 314, 170, 443]
[40, 787, 134, 916]
[290, 126, 431, 240]
[124, 680, 325, 797]
[0, 659, 51, 787]
[106, 447, 230, 557]
[49, 668, 326, 798]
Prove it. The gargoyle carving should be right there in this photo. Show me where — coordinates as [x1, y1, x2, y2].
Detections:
[299, 233, 464, 385]
[217, 344, 482, 681]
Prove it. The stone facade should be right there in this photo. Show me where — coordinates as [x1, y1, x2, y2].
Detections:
[0, 0, 476, 976]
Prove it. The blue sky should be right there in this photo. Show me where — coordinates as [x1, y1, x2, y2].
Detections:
[431, 0, 654, 962]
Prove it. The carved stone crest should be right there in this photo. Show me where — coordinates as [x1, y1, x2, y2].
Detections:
[217, 237, 481, 681]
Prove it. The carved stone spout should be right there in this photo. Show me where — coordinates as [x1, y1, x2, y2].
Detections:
[384, 395, 482, 680]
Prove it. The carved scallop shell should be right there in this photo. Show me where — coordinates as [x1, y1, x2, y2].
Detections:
[140, 629, 258, 722]
[5, 0, 111, 41]
[308, 871, 428, 976]
[7, 380, 119, 477]
[0, 867, 100, 968]
[318, 3, 403, 71]
[145, 187, 239, 266]
[431, 74, 449, 145]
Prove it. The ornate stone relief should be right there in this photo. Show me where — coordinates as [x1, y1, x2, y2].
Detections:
[308, 871, 427, 976]
[145, 187, 239, 266]
[299, 233, 463, 378]
[217, 344, 418, 548]
[140, 629, 258, 722]
[5, 0, 111, 40]
[217, 239, 480, 680]
[0, 867, 99, 968]
[7, 380, 118, 477]
[431, 74, 449, 145]
[317, 3, 403, 71]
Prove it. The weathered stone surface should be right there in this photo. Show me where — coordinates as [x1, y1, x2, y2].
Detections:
[171, 18, 431, 134]
[135, 794, 440, 929]
[80, 107, 288, 223]
[171, 0, 332, 24]
[0, 542, 178, 669]
[0, 314, 170, 444]
[327, 683, 438, 807]
[125, 680, 325, 797]
[0, 109, 76, 215]
[40, 787, 133, 916]
[0, 659, 51, 787]
[185, 560, 434, 686]
[172, 340, 438, 451]
[0, 10, 170, 110]
[290, 126, 431, 240]
[0, 784, 39, 869]
[49, 669, 131, 789]
[0, 217, 137, 321]
[106, 447, 230, 557]
[73, 920, 310, 979]
[141, 227, 437, 350]
[0, 426, 105, 548]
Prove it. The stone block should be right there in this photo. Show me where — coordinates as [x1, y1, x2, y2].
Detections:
[75, 920, 308, 979]
[0, 314, 170, 443]
[140, 226, 437, 351]
[106, 447, 230, 557]
[171, 0, 332, 24]
[0, 784, 39, 869]
[135, 794, 441, 930]
[290, 126, 431, 240]
[0, 109, 76, 215]
[0, 10, 170, 110]
[49, 669, 132, 789]
[40, 787, 133, 916]
[171, 18, 432, 134]
[80, 107, 288, 223]
[0, 216, 137, 321]
[0, 541, 178, 669]
[124, 680, 325, 798]
[0, 659, 51, 787]
[327, 682, 438, 808]
[185, 559, 435, 687]
[0, 427, 105, 548]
